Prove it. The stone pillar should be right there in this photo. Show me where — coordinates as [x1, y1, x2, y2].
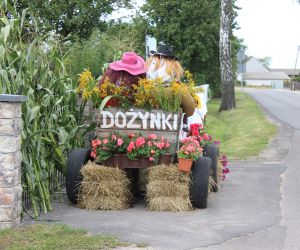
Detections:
[0, 94, 27, 229]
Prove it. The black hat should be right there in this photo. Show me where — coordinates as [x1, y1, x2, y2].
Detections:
[151, 44, 177, 60]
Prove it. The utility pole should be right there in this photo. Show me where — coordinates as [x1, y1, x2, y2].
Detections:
[292, 45, 300, 90]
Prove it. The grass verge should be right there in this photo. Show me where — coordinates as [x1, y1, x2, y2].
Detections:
[0, 224, 128, 250]
[206, 90, 277, 160]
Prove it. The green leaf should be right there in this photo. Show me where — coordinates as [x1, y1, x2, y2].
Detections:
[28, 106, 41, 122]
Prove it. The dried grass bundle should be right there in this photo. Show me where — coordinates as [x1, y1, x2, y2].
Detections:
[146, 164, 192, 212]
[147, 180, 189, 198]
[148, 197, 192, 212]
[78, 162, 132, 210]
[148, 164, 190, 183]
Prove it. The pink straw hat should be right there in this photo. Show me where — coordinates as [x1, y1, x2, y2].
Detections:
[109, 52, 146, 75]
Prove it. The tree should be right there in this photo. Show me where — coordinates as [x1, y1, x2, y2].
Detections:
[258, 57, 272, 68]
[142, 0, 222, 95]
[219, 0, 236, 111]
[13, 0, 131, 39]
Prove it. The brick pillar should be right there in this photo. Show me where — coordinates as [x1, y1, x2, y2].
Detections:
[0, 95, 27, 229]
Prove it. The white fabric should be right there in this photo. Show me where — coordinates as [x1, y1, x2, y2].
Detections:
[146, 60, 172, 82]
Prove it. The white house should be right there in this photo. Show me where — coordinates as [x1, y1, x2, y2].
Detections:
[239, 56, 290, 87]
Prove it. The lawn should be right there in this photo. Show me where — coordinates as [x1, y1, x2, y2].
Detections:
[0, 224, 127, 250]
[206, 90, 277, 160]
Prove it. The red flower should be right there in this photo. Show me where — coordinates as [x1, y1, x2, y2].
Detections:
[127, 141, 135, 152]
[136, 137, 146, 148]
[190, 123, 201, 137]
[128, 133, 136, 139]
[91, 139, 101, 147]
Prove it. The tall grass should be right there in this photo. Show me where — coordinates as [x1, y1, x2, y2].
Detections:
[0, 4, 92, 216]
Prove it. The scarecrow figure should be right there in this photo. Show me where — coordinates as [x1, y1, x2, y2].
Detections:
[98, 51, 146, 198]
[146, 45, 203, 130]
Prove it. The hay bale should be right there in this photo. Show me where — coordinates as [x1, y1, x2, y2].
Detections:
[147, 180, 189, 198]
[78, 162, 132, 210]
[148, 197, 192, 212]
[146, 164, 192, 212]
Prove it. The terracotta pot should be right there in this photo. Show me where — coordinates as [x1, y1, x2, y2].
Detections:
[178, 158, 193, 172]
[159, 154, 172, 165]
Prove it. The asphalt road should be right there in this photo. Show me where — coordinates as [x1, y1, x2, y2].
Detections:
[24, 88, 300, 250]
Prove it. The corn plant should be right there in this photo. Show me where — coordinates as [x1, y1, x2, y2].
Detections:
[0, 3, 93, 217]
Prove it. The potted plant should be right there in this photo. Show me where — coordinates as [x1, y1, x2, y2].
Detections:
[177, 136, 203, 172]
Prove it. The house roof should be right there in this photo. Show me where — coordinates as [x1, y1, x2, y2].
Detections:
[243, 72, 290, 80]
[270, 68, 300, 75]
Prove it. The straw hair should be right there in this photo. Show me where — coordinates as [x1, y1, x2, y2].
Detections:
[146, 164, 192, 212]
[78, 161, 132, 210]
[146, 56, 183, 80]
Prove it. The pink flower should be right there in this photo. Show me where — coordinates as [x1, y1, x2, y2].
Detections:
[127, 141, 135, 152]
[148, 134, 158, 140]
[214, 140, 221, 145]
[164, 142, 170, 148]
[203, 134, 211, 141]
[136, 137, 145, 148]
[148, 141, 153, 147]
[149, 156, 155, 161]
[90, 151, 96, 158]
[103, 139, 108, 144]
[91, 139, 101, 147]
[151, 149, 155, 154]
[117, 138, 123, 146]
[111, 134, 117, 140]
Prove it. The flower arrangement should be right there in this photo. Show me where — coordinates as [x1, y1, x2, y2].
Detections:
[177, 136, 203, 160]
[90, 133, 170, 163]
[189, 123, 213, 148]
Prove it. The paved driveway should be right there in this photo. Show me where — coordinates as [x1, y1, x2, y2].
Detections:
[24, 88, 300, 250]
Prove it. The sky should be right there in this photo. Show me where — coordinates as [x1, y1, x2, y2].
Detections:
[115, 0, 300, 69]
[235, 0, 300, 69]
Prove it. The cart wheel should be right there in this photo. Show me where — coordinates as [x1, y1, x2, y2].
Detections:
[66, 148, 91, 204]
[190, 157, 212, 208]
[204, 144, 219, 192]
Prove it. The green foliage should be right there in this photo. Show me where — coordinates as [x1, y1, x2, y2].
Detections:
[142, 0, 221, 94]
[0, 224, 127, 249]
[65, 22, 146, 82]
[14, 0, 131, 39]
[0, 5, 92, 216]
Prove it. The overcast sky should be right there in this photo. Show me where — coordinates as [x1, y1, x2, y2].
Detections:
[116, 0, 300, 69]
[235, 0, 300, 69]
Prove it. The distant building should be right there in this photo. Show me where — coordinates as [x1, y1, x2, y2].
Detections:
[270, 68, 300, 79]
[238, 56, 290, 87]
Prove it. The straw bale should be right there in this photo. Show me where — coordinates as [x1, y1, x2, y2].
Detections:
[78, 162, 132, 210]
[146, 164, 192, 212]
[148, 197, 192, 212]
[146, 180, 189, 198]
[148, 164, 190, 183]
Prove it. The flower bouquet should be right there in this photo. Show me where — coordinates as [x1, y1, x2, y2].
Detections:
[177, 136, 203, 172]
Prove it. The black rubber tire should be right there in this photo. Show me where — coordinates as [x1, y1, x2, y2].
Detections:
[204, 144, 220, 192]
[66, 148, 91, 204]
[190, 157, 212, 209]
